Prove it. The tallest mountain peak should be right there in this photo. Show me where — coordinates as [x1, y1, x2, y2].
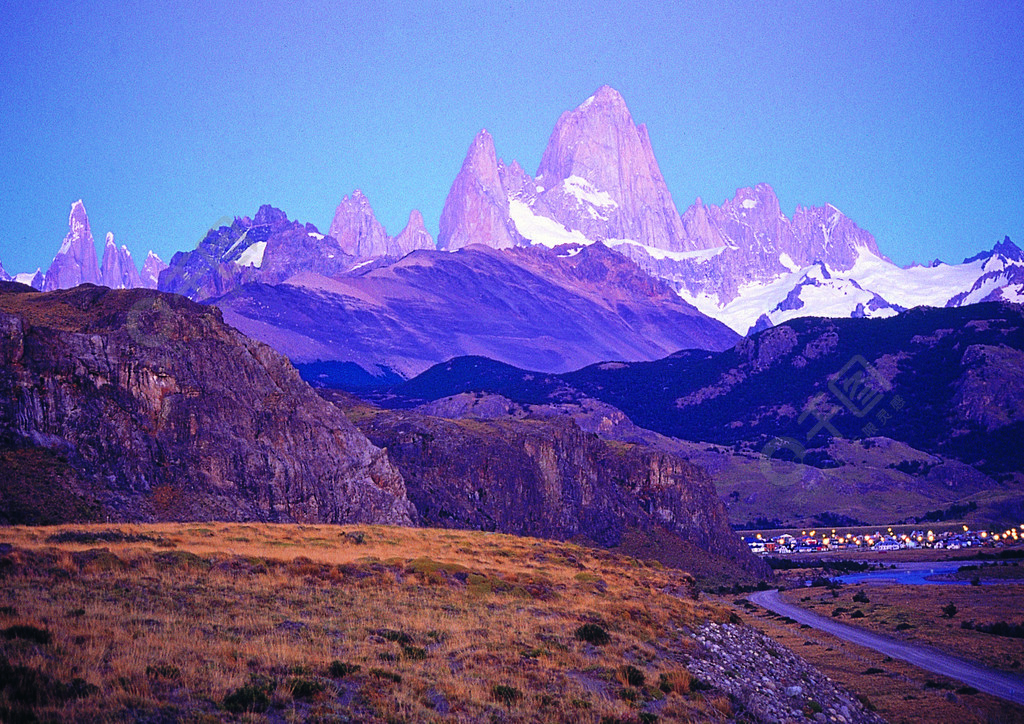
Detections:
[44, 200, 100, 291]
[533, 87, 687, 251]
[578, 85, 628, 111]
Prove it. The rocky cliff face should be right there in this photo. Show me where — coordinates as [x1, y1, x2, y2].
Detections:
[100, 233, 144, 289]
[438, 130, 521, 251]
[0, 260, 10, 282]
[140, 251, 168, 289]
[330, 193, 435, 259]
[342, 398, 761, 577]
[0, 283, 414, 525]
[328, 191, 392, 259]
[43, 201, 101, 291]
[391, 209, 435, 257]
[532, 85, 689, 251]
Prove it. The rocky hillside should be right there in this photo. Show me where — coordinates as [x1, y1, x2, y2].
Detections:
[331, 392, 763, 581]
[0, 282, 413, 525]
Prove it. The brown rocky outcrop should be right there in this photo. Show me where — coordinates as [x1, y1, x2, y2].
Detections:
[0, 283, 414, 525]
[344, 399, 762, 578]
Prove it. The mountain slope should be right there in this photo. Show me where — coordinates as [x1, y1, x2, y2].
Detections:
[0, 282, 414, 525]
[216, 242, 739, 377]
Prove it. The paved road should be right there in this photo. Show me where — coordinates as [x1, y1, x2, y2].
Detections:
[749, 589, 1024, 706]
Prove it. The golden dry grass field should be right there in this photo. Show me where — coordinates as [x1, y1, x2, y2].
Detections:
[0, 522, 741, 723]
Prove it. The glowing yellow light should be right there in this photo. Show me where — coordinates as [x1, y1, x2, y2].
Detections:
[963, 525, 969, 532]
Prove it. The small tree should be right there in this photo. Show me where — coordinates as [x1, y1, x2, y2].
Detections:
[941, 602, 958, 618]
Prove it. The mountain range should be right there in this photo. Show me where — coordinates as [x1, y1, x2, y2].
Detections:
[0, 281, 760, 579]
[11, 86, 1021, 380]
[3, 200, 167, 293]
[352, 301, 1024, 529]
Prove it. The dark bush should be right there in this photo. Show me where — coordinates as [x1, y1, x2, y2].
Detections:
[377, 628, 412, 645]
[223, 675, 274, 713]
[0, 658, 98, 706]
[145, 665, 181, 680]
[574, 623, 611, 645]
[852, 591, 870, 603]
[941, 602, 958, 618]
[619, 665, 645, 687]
[328, 661, 361, 677]
[402, 645, 427, 661]
[223, 684, 270, 713]
[369, 668, 401, 683]
[288, 677, 325, 700]
[492, 684, 523, 706]
[1, 625, 51, 645]
[973, 620, 1024, 639]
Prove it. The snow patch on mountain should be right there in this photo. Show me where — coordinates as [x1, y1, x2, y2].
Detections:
[236, 241, 268, 268]
[509, 199, 593, 248]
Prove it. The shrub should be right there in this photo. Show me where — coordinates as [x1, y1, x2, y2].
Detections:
[941, 602, 958, 618]
[618, 665, 645, 687]
[491, 684, 522, 706]
[369, 668, 401, 683]
[377, 628, 412, 645]
[145, 665, 181, 680]
[402, 645, 427, 661]
[658, 669, 692, 694]
[288, 677, 325, 700]
[223, 682, 272, 713]
[895, 622, 914, 631]
[852, 591, 870, 603]
[328, 661, 361, 677]
[1, 625, 52, 644]
[851, 610, 865, 619]
[574, 622, 610, 645]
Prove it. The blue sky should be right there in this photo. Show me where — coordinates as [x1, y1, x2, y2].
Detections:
[1, 0, 1021, 275]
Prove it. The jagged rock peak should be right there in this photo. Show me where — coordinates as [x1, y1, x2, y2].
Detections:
[438, 129, 519, 251]
[100, 232, 143, 290]
[328, 190, 390, 259]
[964, 236, 1023, 264]
[0, 259, 10, 282]
[391, 209, 435, 257]
[140, 251, 167, 290]
[532, 86, 689, 251]
[43, 199, 101, 291]
[254, 204, 290, 227]
[994, 236, 1023, 261]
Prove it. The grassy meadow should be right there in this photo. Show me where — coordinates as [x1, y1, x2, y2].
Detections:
[0, 522, 738, 722]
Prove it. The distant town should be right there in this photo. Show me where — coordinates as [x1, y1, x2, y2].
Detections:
[745, 524, 1024, 555]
